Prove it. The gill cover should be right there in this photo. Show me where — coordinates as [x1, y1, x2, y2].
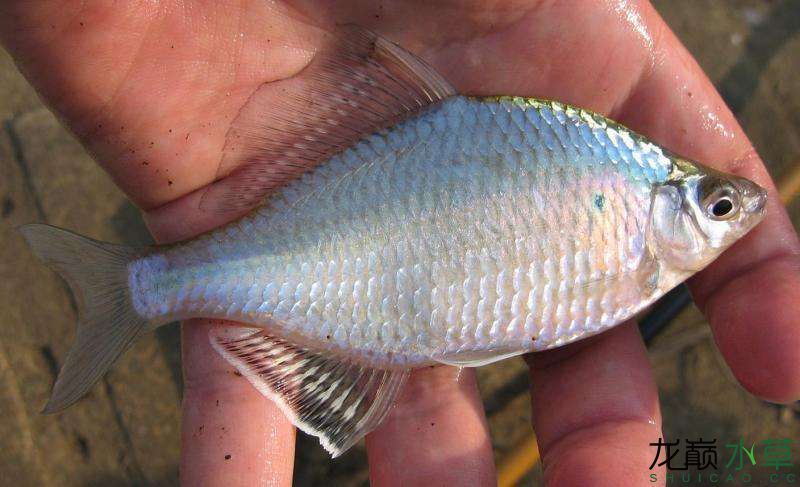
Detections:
[650, 183, 708, 271]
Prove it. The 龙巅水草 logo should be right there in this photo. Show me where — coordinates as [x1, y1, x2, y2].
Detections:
[648, 437, 798, 484]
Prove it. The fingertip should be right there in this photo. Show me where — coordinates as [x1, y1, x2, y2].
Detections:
[366, 366, 496, 486]
[143, 190, 251, 244]
[528, 322, 661, 451]
[703, 257, 800, 403]
[528, 323, 663, 486]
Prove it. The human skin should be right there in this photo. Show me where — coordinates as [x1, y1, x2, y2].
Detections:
[2, 1, 799, 485]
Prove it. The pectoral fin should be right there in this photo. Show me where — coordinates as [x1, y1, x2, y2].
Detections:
[433, 347, 528, 367]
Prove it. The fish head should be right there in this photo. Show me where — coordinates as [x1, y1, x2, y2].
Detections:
[649, 159, 767, 273]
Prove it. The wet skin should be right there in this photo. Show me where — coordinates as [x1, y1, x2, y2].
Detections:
[2, 1, 800, 485]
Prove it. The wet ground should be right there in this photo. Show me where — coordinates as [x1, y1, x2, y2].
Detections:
[0, 1, 798, 485]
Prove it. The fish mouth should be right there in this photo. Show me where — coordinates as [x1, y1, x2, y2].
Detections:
[749, 185, 768, 214]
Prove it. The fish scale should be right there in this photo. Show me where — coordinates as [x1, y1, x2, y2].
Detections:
[128, 96, 669, 364]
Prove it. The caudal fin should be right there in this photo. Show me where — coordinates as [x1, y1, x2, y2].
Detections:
[19, 224, 148, 413]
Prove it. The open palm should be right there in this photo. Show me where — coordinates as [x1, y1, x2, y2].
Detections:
[3, 1, 799, 485]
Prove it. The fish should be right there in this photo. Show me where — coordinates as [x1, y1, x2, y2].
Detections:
[19, 27, 767, 457]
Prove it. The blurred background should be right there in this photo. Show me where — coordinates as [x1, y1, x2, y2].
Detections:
[0, 1, 798, 485]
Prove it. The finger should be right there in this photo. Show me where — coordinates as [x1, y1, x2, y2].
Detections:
[609, 2, 800, 402]
[179, 319, 295, 487]
[147, 206, 296, 486]
[365, 367, 496, 486]
[528, 322, 663, 486]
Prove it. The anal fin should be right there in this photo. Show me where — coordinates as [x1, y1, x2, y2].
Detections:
[209, 326, 408, 457]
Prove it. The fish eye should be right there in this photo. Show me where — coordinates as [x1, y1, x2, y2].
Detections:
[703, 187, 740, 221]
[712, 197, 733, 217]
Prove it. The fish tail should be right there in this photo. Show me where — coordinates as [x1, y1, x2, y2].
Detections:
[19, 223, 149, 413]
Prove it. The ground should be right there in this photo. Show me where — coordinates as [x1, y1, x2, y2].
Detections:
[0, 1, 798, 485]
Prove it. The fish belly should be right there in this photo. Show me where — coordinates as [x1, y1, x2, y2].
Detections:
[129, 96, 672, 367]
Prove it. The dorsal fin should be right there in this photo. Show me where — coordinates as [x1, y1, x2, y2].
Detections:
[209, 326, 409, 457]
[201, 26, 456, 212]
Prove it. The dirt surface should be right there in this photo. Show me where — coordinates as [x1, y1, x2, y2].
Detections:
[0, 1, 797, 486]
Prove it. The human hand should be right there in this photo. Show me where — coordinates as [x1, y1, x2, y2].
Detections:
[2, 1, 798, 485]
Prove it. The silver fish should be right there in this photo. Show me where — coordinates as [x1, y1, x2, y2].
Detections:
[20, 28, 766, 456]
